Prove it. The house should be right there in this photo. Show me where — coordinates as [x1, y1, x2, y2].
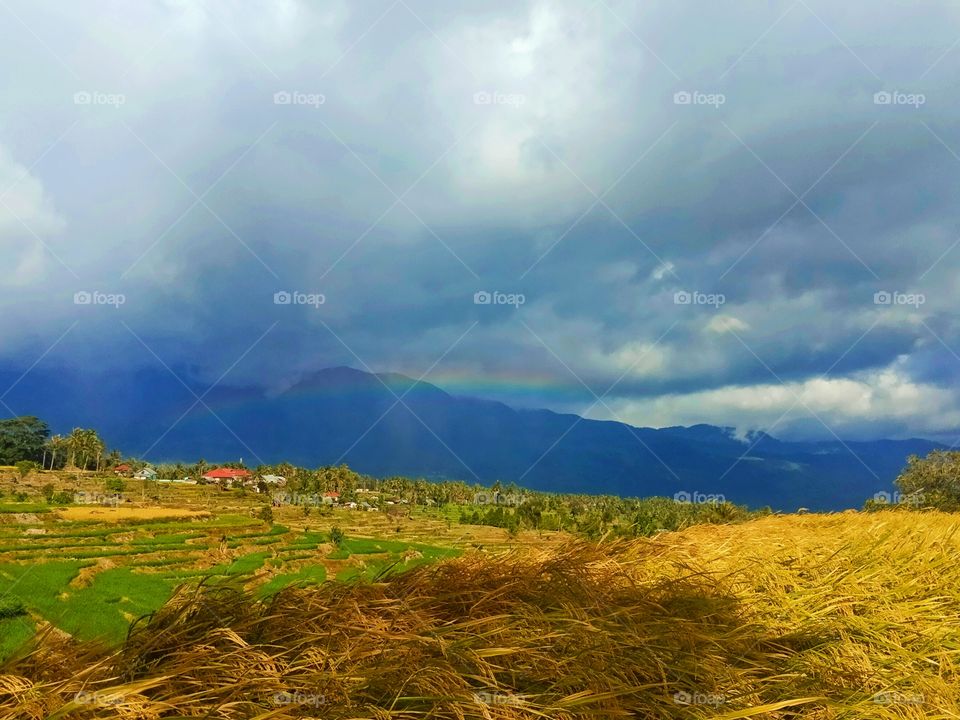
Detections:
[202, 467, 252, 488]
[134, 467, 157, 480]
[113, 463, 132, 476]
[260, 474, 287, 487]
[322, 491, 340, 505]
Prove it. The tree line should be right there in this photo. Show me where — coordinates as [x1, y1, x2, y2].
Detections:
[0, 417, 110, 471]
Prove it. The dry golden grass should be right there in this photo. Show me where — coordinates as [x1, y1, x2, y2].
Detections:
[2, 510, 959, 718]
[54, 507, 212, 522]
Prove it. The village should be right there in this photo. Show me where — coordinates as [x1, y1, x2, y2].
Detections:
[91, 463, 413, 512]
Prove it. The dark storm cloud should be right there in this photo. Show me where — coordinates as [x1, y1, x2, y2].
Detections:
[2, 0, 960, 438]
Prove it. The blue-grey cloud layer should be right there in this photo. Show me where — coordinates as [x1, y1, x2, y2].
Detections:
[2, 0, 960, 441]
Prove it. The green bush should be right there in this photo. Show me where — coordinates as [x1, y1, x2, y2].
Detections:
[892, 450, 960, 510]
[48, 491, 74, 505]
[0, 598, 26, 619]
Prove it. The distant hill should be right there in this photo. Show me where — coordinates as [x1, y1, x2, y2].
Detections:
[1, 366, 941, 510]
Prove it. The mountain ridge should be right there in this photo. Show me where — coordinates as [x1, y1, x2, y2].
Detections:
[0, 365, 942, 511]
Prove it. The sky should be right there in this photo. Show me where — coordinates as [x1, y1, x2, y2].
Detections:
[1, 0, 960, 442]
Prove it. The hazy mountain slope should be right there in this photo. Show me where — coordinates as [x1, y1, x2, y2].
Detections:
[0, 366, 940, 510]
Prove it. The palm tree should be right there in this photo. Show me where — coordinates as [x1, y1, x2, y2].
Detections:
[66, 428, 106, 471]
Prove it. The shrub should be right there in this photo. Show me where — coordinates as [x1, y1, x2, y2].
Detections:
[15, 461, 36, 479]
[48, 491, 74, 505]
[255, 506, 274, 524]
[893, 450, 960, 510]
[104, 477, 125, 493]
[0, 598, 25, 619]
[329, 525, 345, 547]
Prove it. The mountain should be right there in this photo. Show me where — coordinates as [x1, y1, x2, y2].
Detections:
[1, 366, 941, 511]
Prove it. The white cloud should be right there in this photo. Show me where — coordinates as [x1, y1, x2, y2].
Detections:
[705, 315, 750, 334]
[594, 364, 960, 439]
[0, 147, 66, 286]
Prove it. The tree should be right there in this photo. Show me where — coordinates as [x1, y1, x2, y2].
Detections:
[44, 435, 67, 470]
[330, 526, 346, 547]
[65, 428, 106, 471]
[894, 450, 960, 510]
[0, 417, 50, 465]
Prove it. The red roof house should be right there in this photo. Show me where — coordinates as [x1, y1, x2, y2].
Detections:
[113, 463, 132, 475]
[202, 468, 252, 481]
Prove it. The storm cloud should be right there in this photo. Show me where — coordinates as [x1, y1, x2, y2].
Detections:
[2, 0, 960, 442]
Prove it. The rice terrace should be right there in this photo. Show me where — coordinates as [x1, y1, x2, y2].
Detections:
[0, 454, 959, 718]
